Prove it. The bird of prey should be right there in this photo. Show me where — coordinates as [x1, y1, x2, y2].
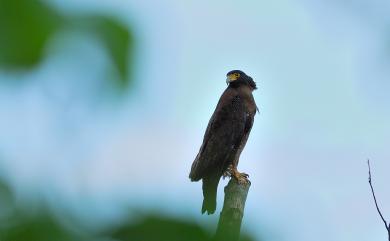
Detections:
[189, 70, 258, 215]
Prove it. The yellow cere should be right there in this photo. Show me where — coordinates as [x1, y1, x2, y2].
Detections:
[228, 73, 240, 81]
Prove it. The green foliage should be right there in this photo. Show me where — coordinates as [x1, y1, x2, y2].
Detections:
[109, 215, 211, 241]
[0, 0, 62, 69]
[0, 179, 13, 221]
[0, 0, 134, 89]
[107, 215, 257, 241]
[0, 179, 257, 241]
[1, 212, 83, 241]
[70, 15, 133, 89]
[0, 179, 86, 241]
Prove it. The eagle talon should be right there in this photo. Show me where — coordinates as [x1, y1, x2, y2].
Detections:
[231, 168, 250, 184]
[241, 172, 249, 178]
[236, 175, 250, 185]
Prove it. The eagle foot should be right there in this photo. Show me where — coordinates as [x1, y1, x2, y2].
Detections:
[233, 171, 250, 184]
[224, 165, 250, 184]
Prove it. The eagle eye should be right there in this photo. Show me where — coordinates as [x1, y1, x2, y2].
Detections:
[235, 73, 240, 78]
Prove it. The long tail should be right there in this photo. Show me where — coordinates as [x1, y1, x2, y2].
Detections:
[202, 176, 220, 215]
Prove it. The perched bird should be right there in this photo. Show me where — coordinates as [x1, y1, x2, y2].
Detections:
[189, 70, 258, 215]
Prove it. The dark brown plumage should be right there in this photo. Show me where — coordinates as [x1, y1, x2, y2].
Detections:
[189, 70, 258, 215]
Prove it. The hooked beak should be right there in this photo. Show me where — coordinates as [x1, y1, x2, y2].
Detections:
[226, 76, 233, 85]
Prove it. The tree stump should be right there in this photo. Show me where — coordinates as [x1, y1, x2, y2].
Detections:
[215, 178, 251, 241]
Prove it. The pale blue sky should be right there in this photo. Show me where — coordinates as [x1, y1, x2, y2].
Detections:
[1, 0, 390, 240]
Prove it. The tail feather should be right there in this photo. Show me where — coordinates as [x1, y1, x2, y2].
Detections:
[201, 176, 220, 215]
[189, 155, 202, 181]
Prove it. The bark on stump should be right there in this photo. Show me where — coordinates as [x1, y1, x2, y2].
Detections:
[215, 178, 251, 241]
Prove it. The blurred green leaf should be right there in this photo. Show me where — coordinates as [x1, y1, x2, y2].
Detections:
[0, 179, 14, 220]
[0, 0, 134, 89]
[0, 0, 62, 68]
[107, 215, 256, 241]
[0, 179, 12, 201]
[1, 211, 84, 241]
[0, 179, 257, 241]
[109, 215, 211, 241]
[0, 180, 87, 241]
[71, 15, 133, 89]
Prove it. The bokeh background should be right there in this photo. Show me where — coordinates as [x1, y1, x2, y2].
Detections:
[1, 0, 390, 240]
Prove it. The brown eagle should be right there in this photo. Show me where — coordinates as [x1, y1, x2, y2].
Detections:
[189, 70, 258, 215]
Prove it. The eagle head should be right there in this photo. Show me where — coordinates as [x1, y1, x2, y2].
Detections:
[226, 70, 257, 90]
